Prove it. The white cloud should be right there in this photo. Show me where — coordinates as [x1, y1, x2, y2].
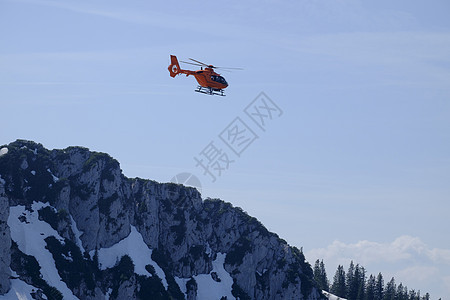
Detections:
[443, 276, 450, 296]
[428, 247, 450, 265]
[395, 265, 439, 282]
[307, 235, 427, 265]
[306, 236, 450, 298]
[307, 235, 450, 266]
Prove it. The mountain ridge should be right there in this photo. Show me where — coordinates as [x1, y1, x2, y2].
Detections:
[0, 140, 323, 300]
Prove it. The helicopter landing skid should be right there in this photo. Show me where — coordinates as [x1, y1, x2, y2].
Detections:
[195, 86, 225, 96]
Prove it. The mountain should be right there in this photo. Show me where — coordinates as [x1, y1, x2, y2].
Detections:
[0, 140, 323, 300]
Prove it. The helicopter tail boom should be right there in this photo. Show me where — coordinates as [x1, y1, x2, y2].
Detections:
[168, 55, 181, 77]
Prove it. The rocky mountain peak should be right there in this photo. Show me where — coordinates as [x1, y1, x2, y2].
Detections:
[0, 140, 323, 299]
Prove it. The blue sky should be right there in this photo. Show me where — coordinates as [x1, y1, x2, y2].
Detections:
[1, 0, 450, 297]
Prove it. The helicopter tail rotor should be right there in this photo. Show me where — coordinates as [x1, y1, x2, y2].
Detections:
[168, 55, 181, 77]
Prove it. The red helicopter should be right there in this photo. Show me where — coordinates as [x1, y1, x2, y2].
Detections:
[168, 55, 241, 96]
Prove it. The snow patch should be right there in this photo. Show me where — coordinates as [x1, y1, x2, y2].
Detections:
[30, 170, 36, 176]
[0, 147, 8, 157]
[323, 290, 347, 300]
[92, 226, 168, 289]
[62, 252, 73, 262]
[0, 276, 42, 300]
[70, 215, 85, 254]
[47, 168, 59, 182]
[105, 288, 112, 300]
[8, 202, 78, 300]
[256, 268, 268, 276]
[175, 253, 233, 300]
[20, 160, 28, 170]
[205, 243, 212, 257]
[174, 277, 188, 295]
[195, 253, 233, 300]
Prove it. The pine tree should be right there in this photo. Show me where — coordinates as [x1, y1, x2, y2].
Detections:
[396, 283, 407, 300]
[356, 265, 366, 300]
[345, 260, 356, 300]
[314, 260, 329, 291]
[383, 277, 395, 300]
[331, 265, 347, 298]
[365, 274, 375, 300]
[408, 289, 416, 300]
[320, 260, 330, 291]
[346, 261, 357, 300]
[314, 260, 321, 288]
[374, 273, 384, 300]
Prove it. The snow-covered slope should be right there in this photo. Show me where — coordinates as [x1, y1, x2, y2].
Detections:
[4, 201, 236, 300]
[8, 202, 77, 300]
[5, 199, 236, 299]
[92, 225, 168, 289]
[323, 290, 347, 300]
[1, 271, 41, 300]
[0, 140, 322, 299]
[175, 253, 234, 299]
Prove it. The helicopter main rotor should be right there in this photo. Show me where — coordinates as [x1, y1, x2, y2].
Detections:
[179, 58, 243, 71]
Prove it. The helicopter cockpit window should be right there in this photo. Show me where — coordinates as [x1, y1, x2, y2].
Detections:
[211, 75, 227, 84]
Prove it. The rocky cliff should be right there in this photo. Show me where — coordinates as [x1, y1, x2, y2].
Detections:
[0, 140, 323, 300]
[0, 171, 11, 295]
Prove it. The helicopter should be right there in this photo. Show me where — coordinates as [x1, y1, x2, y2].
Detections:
[168, 55, 241, 96]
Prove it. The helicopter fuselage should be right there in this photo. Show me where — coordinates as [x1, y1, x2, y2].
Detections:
[188, 68, 228, 90]
[168, 55, 228, 91]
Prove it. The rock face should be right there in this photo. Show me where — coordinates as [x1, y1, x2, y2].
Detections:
[0, 175, 11, 294]
[0, 140, 323, 300]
